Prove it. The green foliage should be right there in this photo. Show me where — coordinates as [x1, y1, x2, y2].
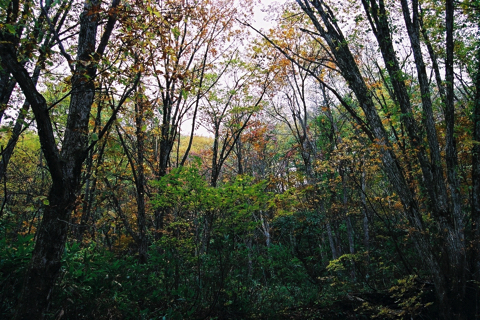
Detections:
[4, 0, 477, 317]
[0, 162, 435, 319]
[0, 235, 35, 318]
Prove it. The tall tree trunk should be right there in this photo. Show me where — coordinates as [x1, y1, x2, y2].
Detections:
[236, 137, 244, 175]
[325, 213, 338, 260]
[294, 1, 456, 317]
[159, 122, 175, 177]
[0, 0, 120, 317]
[341, 167, 355, 279]
[360, 167, 369, 256]
[76, 138, 107, 243]
[444, 1, 467, 316]
[472, 23, 480, 284]
[361, 0, 450, 221]
[418, 6, 446, 104]
[135, 99, 148, 263]
[16, 1, 99, 313]
[400, 0, 447, 206]
[211, 125, 220, 187]
[115, 119, 148, 263]
[401, 4, 467, 313]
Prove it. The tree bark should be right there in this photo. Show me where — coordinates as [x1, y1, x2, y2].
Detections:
[472, 23, 480, 285]
[360, 167, 369, 256]
[444, 1, 467, 316]
[0, 0, 120, 317]
[400, 0, 446, 203]
[115, 120, 148, 262]
[294, 0, 455, 317]
[134, 99, 148, 263]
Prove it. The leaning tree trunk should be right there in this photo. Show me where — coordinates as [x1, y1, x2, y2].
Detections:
[0, 1, 64, 175]
[294, 1, 462, 318]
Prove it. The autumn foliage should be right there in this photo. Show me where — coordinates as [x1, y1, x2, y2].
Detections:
[0, 0, 480, 319]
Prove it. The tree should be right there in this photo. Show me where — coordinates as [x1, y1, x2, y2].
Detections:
[0, 0, 135, 317]
[0, 0, 72, 180]
[293, 0, 477, 317]
[200, 57, 272, 187]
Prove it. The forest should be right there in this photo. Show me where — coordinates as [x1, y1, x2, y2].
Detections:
[0, 0, 479, 319]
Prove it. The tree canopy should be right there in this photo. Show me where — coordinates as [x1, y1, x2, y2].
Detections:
[1, 0, 479, 319]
